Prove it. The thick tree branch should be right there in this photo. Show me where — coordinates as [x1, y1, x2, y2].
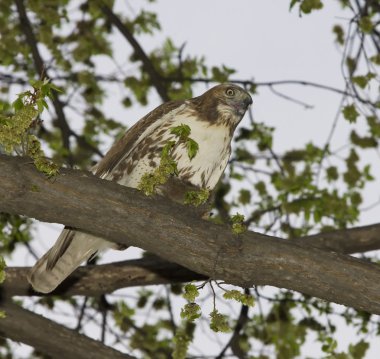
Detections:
[0, 301, 135, 359]
[1, 155, 380, 314]
[98, 1, 170, 102]
[300, 224, 380, 254]
[4, 221, 380, 297]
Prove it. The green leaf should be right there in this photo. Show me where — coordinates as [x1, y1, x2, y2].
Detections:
[223, 289, 255, 307]
[184, 188, 210, 207]
[183, 284, 199, 302]
[370, 54, 380, 65]
[321, 337, 338, 353]
[186, 138, 199, 160]
[342, 104, 359, 123]
[350, 130, 377, 148]
[359, 16, 373, 33]
[12, 97, 24, 111]
[173, 322, 195, 359]
[231, 213, 247, 234]
[326, 166, 338, 181]
[289, 0, 300, 10]
[300, 0, 323, 14]
[209, 309, 231, 333]
[180, 303, 201, 322]
[349, 340, 369, 358]
[239, 189, 251, 205]
[332, 25, 344, 45]
[352, 76, 368, 89]
[171, 124, 191, 139]
[352, 73, 375, 89]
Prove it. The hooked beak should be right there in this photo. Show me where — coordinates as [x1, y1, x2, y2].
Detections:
[235, 94, 252, 116]
[244, 95, 253, 107]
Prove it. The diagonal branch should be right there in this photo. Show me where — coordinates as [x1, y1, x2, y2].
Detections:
[98, 1, 170, 102]
[0, 300, 135, 359]
[1, 155, 380, 314]
[14, 0, 104, 162]
[15, 0, 73, 164]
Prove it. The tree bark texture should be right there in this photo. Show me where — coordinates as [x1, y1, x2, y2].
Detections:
[0, 301, 135, 359]
[1, 155, 380, 314]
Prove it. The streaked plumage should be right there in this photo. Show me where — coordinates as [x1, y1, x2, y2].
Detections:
[28, 83, 252, 293]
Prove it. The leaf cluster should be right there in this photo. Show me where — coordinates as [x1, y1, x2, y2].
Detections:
[0, 81, 59, 176]
[138, 124, 199, 195]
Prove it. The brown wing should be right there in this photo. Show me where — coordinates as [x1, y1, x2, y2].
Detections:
[94, 99, 184, 178]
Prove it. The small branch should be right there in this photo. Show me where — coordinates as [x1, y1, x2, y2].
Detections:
[165, 285, 177, 335]
[0, 300, 135, 359]
[268, 85, 314, 109]
[164, 77, 375, 106]
[98, 1, 170, 102]
[75, 296, 89, 332]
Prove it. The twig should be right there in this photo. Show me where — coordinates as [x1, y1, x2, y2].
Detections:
[268, 85, 314, 109]
[75, 296, 89, 332]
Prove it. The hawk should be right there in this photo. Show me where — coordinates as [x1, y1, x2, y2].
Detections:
[28, 83, 252, 293]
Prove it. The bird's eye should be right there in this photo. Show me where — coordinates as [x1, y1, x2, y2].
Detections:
[226, 88, 235, 97]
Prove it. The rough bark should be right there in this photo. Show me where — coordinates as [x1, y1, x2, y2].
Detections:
[0, 301, 135, 359]
[300, 224, 380, 254]
[1, 155, 380, 314]
[4, 223, 380, 297]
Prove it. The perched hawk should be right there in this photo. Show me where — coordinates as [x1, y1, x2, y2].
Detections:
[28, 83, 252, 293]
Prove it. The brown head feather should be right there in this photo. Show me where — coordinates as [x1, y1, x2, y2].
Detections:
[189, 83, 252, 125]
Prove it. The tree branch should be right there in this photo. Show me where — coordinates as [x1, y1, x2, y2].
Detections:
[299, 224, 380, 254]
[164, 77, 375, 107]
[15, 0, 73, 164]
[14, 0, 103, 163]
[4, 220, 380, 297]
[3, 257, 205, 297]
[1, 155, 380, 314]
[98, 1, 170, 102]
[0, 300, 135, 359]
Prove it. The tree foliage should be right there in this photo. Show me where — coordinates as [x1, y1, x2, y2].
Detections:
[0, 0, 380, 358]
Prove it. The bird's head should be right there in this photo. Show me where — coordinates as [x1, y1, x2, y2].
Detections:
[214, 83, 253, 117]
[192, 83, 252, 127]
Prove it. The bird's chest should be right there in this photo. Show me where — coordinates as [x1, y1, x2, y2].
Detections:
[172, 120, 231, 189]
[115, 118, 231, 190]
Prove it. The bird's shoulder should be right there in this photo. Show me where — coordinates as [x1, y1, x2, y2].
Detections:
[94, 99, 188, 177]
